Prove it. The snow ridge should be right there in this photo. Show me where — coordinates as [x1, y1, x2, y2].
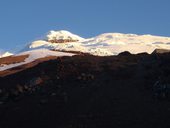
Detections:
[24, 30, 170, 56]
[0, 52, 13, 58]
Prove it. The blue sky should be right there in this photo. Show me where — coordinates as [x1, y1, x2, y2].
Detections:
[0, 0, 170, 52]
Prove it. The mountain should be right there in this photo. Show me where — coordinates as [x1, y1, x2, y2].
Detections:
[1, 30, 170, 128]
[1, 52, 170, 128]
[1, 30, 170, 73]
[23, 30, 170, 56]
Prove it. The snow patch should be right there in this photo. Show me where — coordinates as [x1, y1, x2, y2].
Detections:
[0, 52, 13, 58]
[0, 49, 75, 71]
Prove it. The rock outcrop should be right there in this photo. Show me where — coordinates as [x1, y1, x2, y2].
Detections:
[47, 30, 84, 43]
[48, 39, 79, 43]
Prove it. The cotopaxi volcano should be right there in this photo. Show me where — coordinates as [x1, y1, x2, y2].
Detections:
[1, 30, 170, 128]
[1, 30, 170, 72]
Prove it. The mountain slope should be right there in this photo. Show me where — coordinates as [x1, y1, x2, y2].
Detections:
[0, 49, 75, 72]
[1, 30, 170, 128]
[1, 53, 170, 128]
[1, 30, 170, 72]
[23, 30, 170, 56]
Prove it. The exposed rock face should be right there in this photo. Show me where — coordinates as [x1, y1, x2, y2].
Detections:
[46, 30, 84, 43]
[48, 39, 79, 43]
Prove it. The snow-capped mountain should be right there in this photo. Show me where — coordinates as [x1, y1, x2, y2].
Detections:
[1, 30, 170, 72]
[23, 30, 170, 56]
[23, 30, 114, 56]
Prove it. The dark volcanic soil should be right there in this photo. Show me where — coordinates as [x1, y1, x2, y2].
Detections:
[0, 53, 170, 128]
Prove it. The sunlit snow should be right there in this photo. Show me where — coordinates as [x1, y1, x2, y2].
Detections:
[24, 30, 170, 56]
[0, 52, 13, 58]
[0, 49, 75, 71]
[1, 30, 170, 71]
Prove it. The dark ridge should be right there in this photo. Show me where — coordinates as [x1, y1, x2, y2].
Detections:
[118, 51, 132, 56]
[0, 53, 170, 128]
[152, 48, 170, 54]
